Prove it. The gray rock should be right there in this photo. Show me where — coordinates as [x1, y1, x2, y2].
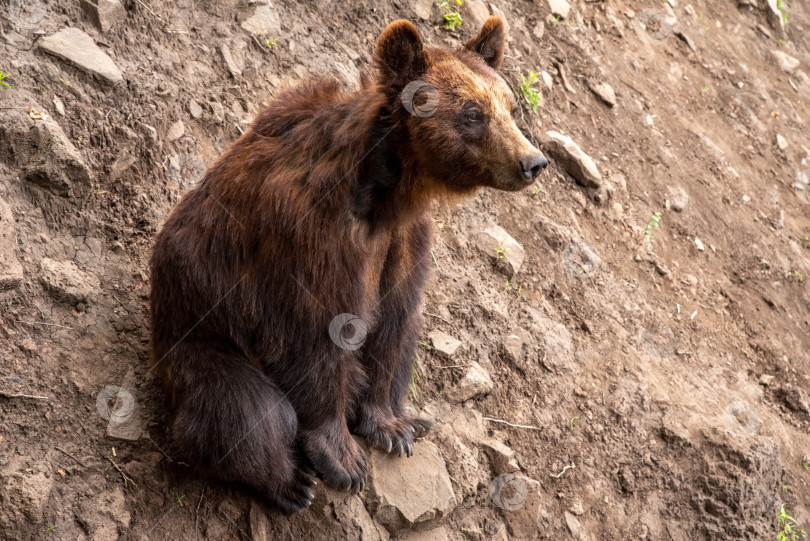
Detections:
[188, 99, 203, 120]
[39, 258, 99, 305]
[481, 439, 520, 474]
[543, 131, 602, 188]
[367, 440, 456, 532]
[221, 44, 242, 77]
[775, 385, 810, 417]
[80, 0, 126, 32]
[533, 21, 545, 40]
[166, 120, 185, 142]
[241, 5, 280, 36]
[548, 0, 571, 18]
[0, 104, 93, 195]
[564, 511, 587, 540]
[502, 333, 526, 368]
[764, 0, 787, 35]
[669, 186, 689, 212]
[772, 49, 799, 73]
[138, 122, 158, 144]
[477, 224, 525, 277]
[463, 0, 491, 29]
[429, 330, 463, 358]
[445, 361, 494, 402]
[410, 0, 433, 20]
[39, 28, 123, 84]
[589, 81, 616, 107]
[52, 96, 65, 116]
[529, 309, 576, 372]
[0, 198, 23, 291]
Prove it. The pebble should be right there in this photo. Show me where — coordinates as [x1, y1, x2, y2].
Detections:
[695, 238, 705, 251]
[548, 0, 571, 19]
[589, 81, 617, 107]
[39, 28, 123, 84]
[771, 49, 800, 73]
[543, 131, 602, 188]
[776, 134, 788, 150]
[429, 330, 463, 357]
[166, 120, 185, 142]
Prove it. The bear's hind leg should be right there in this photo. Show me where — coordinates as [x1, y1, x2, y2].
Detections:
[167, 343, 315, 514]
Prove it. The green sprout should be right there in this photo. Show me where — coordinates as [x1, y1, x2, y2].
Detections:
[0, 71, 12, 89]
[569, 416, 579, 430]
[778, 504, 806, 541]
[265, 36, 281, 49]
[644, 211, 663, 239]
[518, 71, 541, 114]
[533, 184, 543, 195]
[776, 0, 789, 25]
[438, 0, 463, 31]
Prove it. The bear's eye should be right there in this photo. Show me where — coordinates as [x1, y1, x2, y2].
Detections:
[465, 109, 483, 123]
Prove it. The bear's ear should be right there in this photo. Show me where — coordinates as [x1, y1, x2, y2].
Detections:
[464, 16, 507, 70]
[375, 20, 427, 88]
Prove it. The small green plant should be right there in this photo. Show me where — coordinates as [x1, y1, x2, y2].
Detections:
[568, 416, 579, 430]
[644, 211, 663, 239]
[787, 270, 805, 283]
[533, 184, 543, 195]
[701, 84, 709, 94]
[438, 0, 463, 31]
[778, 504, 806, 541]
[778, 38, 785, 47]
[504, 278, 512, 291]
[176, 494, 186, 505]
[495, 241, 509, 259]
[44, 524, 56, 533]
[518, 71, 541, 114]
[802, 461, 809, 471]
[776, 0, 789, 25]
[265, 36, 281, 49]
[0, 71, 12, 89]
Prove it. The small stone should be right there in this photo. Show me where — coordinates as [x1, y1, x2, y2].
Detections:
[446, 361, 494, 402]
[759, 374, 775, 386]
[39, 27, 123, 84]
[533, 21, 545, 40]
[138, 122, 158, 144]
[776, 134, 788, 150]
[675, 30, 697, 52]
[80, 0, 126, 32]
[410, 0, 433, 20]
[772, 49, 800, 72]
[241, 5, 281, 36]
[544, 131, 602, 188]
[429, 330, 463, 357]
[0, 198, 23, 291]
[477, 224, 525, 277]
[463, 0, 491, 29]
[220, 44, 242, 77]
[541, 71, 553, 91]
[52, 96, 65, 116]
[166, 120, 185, 142]
[669, 186, 689, 212]
[775, 385, 810, 417]
[502, 334, 525, 367]
[548, 0, 571, 19]
[367, 440, 456, 532]
[569, 499, 585, 516]
[481, 439, 520, 474]
[40, 258, 100, 306]
[589, 81, 616, 107]
[695, 238, 705, 252]
[565, 511, 586, 539]
[188, 99, 203, 120]
[332, 494, 389, 540]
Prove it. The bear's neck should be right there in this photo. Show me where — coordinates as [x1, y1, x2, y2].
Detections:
[352, 110, 435, 229]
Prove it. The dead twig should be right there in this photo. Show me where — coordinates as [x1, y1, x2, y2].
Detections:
[107, 457, 137, 487]
[136, 0, 161, 19]
[55, 446, 87, 468]
[550, 464, 575, 478]
[14, 320, 73, 330]
[195, 483, 206, 540]
[0, 390, 50, 400]
[483, 417, 543, 431]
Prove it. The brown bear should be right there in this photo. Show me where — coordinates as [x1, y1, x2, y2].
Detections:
[149, 16, 547, 514]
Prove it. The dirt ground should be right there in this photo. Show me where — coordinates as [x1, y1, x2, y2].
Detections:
[1, 0, 809, 539]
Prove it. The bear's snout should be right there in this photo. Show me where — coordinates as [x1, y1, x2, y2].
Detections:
[520, 153, 549, 181]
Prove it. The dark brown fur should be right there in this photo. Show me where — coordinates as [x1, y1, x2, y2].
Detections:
[149, 17, 546, 514]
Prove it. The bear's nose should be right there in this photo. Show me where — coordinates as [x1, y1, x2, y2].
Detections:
[521, 154, 549, 180]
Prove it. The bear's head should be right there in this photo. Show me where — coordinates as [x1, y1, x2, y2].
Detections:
[376, 17, 548, 193]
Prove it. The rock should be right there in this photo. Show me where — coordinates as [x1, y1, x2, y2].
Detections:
[589, 81, 616, 107]
[410, 0, 433, 20]
[367, 440, 456, 532]
[220, 44, 242, 77]
[543, 131, 602, 188]
[166, 120, 185, 142]
[564, 511, 587, 540]
[446, 361, 494, 402]
[0, 198, 23, 291]
[772, 49, 800, 73]
[675, 29, 697, 52]
[431, 421, 488, 500]
[481, 439, 520, 474]
[533, 21, 545, 40]
[541, 71, 553, 90]
[400, 527, 449, 540]
[39, 258, 100, 305]
[249, 501, 271, 541]
[561, 238, 601, 277]
[241, 5, 281, 36]
[529, 309, 576, 372]
[492, 474, 545, 538]
[188, 99, 203, 120]
[52, 96, 65, 116]
[776, 134, 788, 150]
[668, 186, 689, 212]
[4, 471, 54, 522]
[77, 486, 131, 541]
[39, 28, 123, 84]
[463, 0, 491, 29]
[429, 330, 463, 357]
[476, 224, 525, 277]
[80, 0, 125, 32]
[695, 238, 705, 252]
[333, 494, 390, 541]
[764, 0, 787, 35]
[548, 0, 571, 19]
[502, 333, 526, 368]
[105, 367, 143, 441]
[774, 385, 810, 417]
[138, 122, 158, 144]
[0, 104, 93, 195]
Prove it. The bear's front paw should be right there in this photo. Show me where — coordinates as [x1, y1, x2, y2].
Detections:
[301, 425, 367, 493]
[353, 407, 428, 458]
[273, 466, 317, 515]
